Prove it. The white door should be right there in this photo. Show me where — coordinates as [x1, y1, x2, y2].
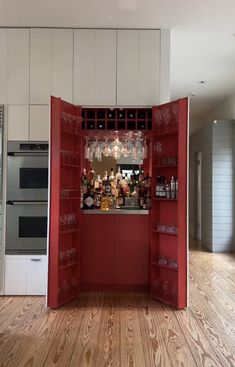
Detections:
[26, 257, 47, 295]
[7, 29, 30, 104]
[5, 257, 27, 295]
[74, 29, 116, 105]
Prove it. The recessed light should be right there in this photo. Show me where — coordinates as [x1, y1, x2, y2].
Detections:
[198, 80, 206, 84]
[189, 92, 197, 97]
[213, 120, 218, 124]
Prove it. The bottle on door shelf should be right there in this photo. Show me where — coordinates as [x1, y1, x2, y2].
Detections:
[94, 174, 102, 190]
[155, 176, 178, 200]
[109, 168, 115, 182]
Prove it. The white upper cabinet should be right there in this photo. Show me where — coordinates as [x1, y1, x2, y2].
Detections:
[74, 29, 116, 105]
[51, 29, 73, 103]
[117, 30, 160, 105]
[29, 105, 49, 141]
[0, 29, 8, 104]
[7, 29, 29, 104]
[30, 29, 51, 104]
[7, 105, 29, 141]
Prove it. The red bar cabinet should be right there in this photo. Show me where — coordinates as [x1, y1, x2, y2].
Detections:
[47, 96, 188, 309]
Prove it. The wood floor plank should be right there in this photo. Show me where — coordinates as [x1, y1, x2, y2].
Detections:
[137, 296, 172, 367]
[93, 293, 120, 367]
[0, 297, 45, 367]
[174, 308, 223, 367]
[119, 293, 145, 367]
[154, 303, 197, 367]
[189, 275, 235, 367]
[43, 296, 87, 367]
[0, 241, 234, 367]
[69, 292, 104, 367]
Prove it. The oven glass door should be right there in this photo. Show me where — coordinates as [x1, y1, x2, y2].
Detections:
[6, 202, 47, 254]
[7, 155, 48, 201]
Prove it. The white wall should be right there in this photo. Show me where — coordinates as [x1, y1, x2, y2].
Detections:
[190, 123, 213, 250]
[190, 119, 235, 252]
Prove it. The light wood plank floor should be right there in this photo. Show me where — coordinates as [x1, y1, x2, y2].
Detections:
[0, 241, 235, 367]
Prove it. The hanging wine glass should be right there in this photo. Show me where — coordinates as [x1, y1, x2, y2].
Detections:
[121, 139, 130, 157]
[102, 139, 111, 157]
[141, 138, 148, 160]
[132, 141, 138, 161]
[94, 140, 102, 161]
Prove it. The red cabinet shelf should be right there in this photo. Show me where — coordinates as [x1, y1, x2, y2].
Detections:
[152, 262, 178, 272]
[152, 229, 177, 237]
[59, 261, 78, 270]
[153, 198, 178, 202]
[61, 163, 80, 168]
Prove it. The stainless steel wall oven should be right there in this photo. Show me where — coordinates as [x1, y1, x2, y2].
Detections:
[6, 141, 49, 254]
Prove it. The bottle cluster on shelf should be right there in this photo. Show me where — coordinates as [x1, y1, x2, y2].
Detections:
[152, 278, 178, 303]
[153, 223, 178, 235]
[81, 167, 152, 210]
[156, 176, 178, 199]
[153, 256, 178, 270]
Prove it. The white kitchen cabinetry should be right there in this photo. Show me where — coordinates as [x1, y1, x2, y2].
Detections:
[30, 29, 51, 105]
[7, 105, 29, 140]
[29, 105, 49, 141]
[5, 256, 47, 295]
[30, 28, 74, 105]
[51, 29, 73, 103]
[117, 30, 160, 105]
[74, 29, 116, 105]
[0, 29, 8, 104]
[7, 29, 30, 105]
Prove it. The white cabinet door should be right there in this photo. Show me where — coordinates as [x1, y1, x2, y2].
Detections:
[7, 29, 30, 104]
[26, 257, 47, 295]
[51, 29, 73, 103]
[5, 258, 27, 295]
[8, 105, 29, 140]
[74, 29, 116, 105]
[0, 29, 8, 104]
[30, 29, 51, 104]
[29, 105, 49, 141]
[117, 30, 160, 105]
[138, 30, 160, 105]
[117, 30, 138, 105]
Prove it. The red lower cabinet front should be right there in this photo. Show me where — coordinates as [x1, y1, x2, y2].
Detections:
[80, 214, 150, 291]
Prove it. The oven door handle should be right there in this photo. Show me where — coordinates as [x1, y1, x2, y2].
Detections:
[8, 152, 48, 157]
[7, 201, 47, 205]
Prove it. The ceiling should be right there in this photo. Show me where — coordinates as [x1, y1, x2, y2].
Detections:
[1, 0, 235, 133]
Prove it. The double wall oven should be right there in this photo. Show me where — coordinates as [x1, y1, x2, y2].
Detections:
[6, 141, 49, 254]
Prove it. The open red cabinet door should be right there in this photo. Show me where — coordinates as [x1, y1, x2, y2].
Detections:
[150, 98, 188, 309]
[47, 96, 82, 308]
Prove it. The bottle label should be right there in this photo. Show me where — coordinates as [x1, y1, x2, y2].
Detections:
[84, 196, 94, 207]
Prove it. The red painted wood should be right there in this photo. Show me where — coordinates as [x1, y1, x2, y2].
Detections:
[47, 96, 82, 309]
[115, 215, 150, 285]
[151, 98, 188, 309]
[80, 214, 150, 290]
[80, 214, 116, 286]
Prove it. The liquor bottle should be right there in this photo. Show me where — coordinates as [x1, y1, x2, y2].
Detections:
[115, 166, 122, 183]
[94, 189, 102, 209]
[156, 176, 161, 197]
[88, 167, 95, 188]
[170, 176, 176, 199]
[110, 168, 115, 182]
[176, 179, 178, 200]
[83, 185, 94, 209]
[81, 168, 88, 194]
[102, 170, 108, 183]
[138, 167, 144, 184]
[165, 182, 171, 199]
[104, 176, 112, 196]
[94, 174, 102, 190]
[130, 167, 137, 182]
